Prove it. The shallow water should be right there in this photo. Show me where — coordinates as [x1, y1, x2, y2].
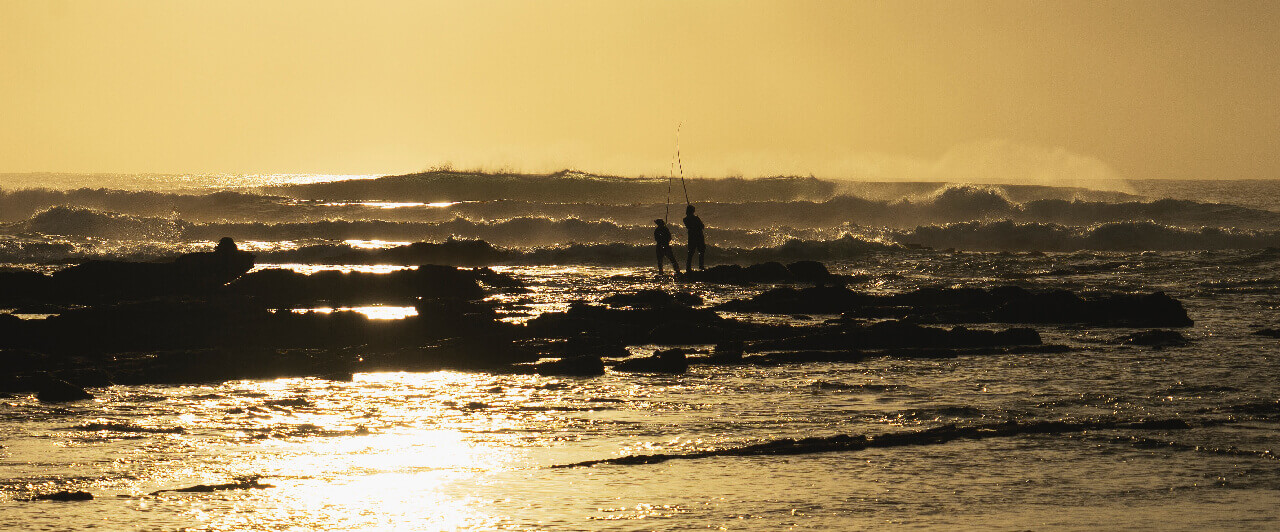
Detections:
[3, 256, 1279, 530]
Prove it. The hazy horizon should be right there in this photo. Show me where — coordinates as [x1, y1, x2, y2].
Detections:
[3, 1, 1278, 183]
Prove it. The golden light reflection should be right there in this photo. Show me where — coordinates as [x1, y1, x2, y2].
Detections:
[321, 201, 453, 209]
[342, 239, 414, 249]
[253, 263, 414, 275]
[190, 372, 534, 530]
[289, 306, 418, 320]
[221, 240, 299, 252]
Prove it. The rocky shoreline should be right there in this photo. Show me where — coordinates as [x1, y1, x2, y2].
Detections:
[0, 249, 1195, 401]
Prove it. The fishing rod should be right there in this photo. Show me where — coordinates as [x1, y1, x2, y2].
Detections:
[664, 123, 690, 223]
[665, 151, 674, 222]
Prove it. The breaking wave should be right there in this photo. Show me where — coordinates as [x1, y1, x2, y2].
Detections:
[8, 174, 1280, 261]
[22, 207, 189, 241]
[893, 220, 1280, 252]
[7, 177, 1280, 232]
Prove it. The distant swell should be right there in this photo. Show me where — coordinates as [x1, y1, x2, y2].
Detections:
[893, 220, 1280, 252]
[10, 177, 1280, 257]
[7, 179, 1280, 232]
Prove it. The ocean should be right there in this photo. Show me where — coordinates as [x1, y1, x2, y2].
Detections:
[1, 172, 1278, 530]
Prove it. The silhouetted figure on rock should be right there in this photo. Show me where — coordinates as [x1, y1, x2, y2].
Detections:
[683, 205, 705, 271]
[174, 236, 255, 288]
[53, 236, 255, 301]
[654, 219, 680, 275]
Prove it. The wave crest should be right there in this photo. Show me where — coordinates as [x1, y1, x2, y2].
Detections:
[895, 220, 1280, 251]
[24, 207, 188, 241]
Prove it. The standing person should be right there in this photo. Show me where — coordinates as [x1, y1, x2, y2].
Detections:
[683, 205, 706, 271]
[654, 219, 681, 275]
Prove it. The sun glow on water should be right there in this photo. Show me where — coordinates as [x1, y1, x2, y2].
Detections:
[289, 306, 418, 320]
[342, 239, 414, 250]
[169, 372, 531, 531]
[318, 201, 459, 209]
[254, 263, 414, 275]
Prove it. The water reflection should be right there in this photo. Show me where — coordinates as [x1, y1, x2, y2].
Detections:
[134, 372, 536, 530]
[288, 306, 418, 320]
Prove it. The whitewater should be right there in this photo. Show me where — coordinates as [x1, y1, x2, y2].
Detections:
[1, 171, 1278, 530]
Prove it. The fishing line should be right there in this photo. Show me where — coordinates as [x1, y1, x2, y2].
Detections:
[676, 123, 689, 204]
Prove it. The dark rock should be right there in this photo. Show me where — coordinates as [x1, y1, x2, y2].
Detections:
[52, 242, 254, 302]
[602, 289, 702, 309]
[747, 320, 1042, 352]
[648, 322, 727, 344]
[0, 269, 54, 305]
[992, 290, 1193, 327]
[682, 264, 749, 284]
[320, 371, 355, 382]
[3, 295, 516, 355]
[531, 355, 605, 376]
[786, 260, 830, 282]
[1115, 330, 1190, 347]
[993, 327, 1042, 346]
[615, 348, 689, 374]
[713, 339, 745, 358]
[471, 267, 528, 291]
[743, 261, 792, 282]
[718, 286, 864, 314]
[1253, 328, 1280, 338]
[151, 476, 273, 495]
[697, 340, 747, 364]
[32, 490, 93, 501]
[228, 264, 495, 307]
[523, 302, 726, 346]
[718, 286, 1193, 327]
[35, 375, 94, 403]
[682, 261, 850, 286]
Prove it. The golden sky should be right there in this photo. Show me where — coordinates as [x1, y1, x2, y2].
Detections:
[2, 0, 1277, 181]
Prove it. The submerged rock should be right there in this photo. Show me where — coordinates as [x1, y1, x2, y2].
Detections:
[718, 286, 1194, 327]
[35, 375, 94, 403]
[681, 260, 848, 285]
[529, 355, 606, 377]
[1252, 328, 1280, 338]
[701, 340, 746, 364]
[1114, 329, 1190, 347]
[150, 476, 273, 495]
[746, 320, 1042, 352]
[601, 289, 703, 309]
[30, 490, 93, 502]
[614, 348, 689, 374]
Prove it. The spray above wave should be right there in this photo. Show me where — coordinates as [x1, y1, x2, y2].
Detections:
[260, 170, 838, 204]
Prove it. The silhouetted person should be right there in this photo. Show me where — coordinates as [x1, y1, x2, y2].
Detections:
[215, 236, 238, 254]
[174, 236, 255, 288]
[683, 204, 705, 271]
[654, 219, 680, 274]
